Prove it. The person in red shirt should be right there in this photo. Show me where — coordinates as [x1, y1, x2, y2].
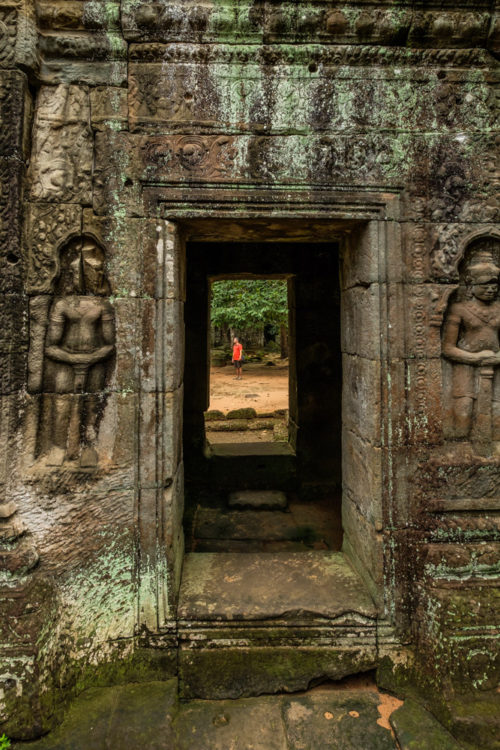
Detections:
[232, 336, 243, 380]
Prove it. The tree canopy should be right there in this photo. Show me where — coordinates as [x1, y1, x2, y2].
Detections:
[210, 279, 288, 331]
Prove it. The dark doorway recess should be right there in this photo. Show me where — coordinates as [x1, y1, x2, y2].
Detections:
[183, 242, 342, 553]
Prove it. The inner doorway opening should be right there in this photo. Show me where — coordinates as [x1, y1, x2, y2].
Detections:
[183, 241, 343, 554]
[207, 277, 290, 446]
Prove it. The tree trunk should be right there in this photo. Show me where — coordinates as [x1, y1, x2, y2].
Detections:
[280, 325, 289, 358]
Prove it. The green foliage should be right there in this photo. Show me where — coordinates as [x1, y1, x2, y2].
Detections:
[211, 280, 288, 331]
[0, 734, 11, 750]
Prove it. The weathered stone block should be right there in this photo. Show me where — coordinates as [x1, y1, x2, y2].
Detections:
[90, 86, 128, 131]
[82, 211, 148, 299]
[139, 298, 184, 393]
[7, 680, 178, 749]
[342, 220, 384, 289]
[96, 392, 138, 473]
[105, 297, 139, 392]
[206, 419, 248, 431]
[179, 644, 378, 701]
[342, 430, 382, 525]
[226, 407, 256, 419]
[342, 495, 384, 595]
[178, 551, 377, 621]
[38, 30, 127, 63]
[342, 354, 381, 444]
[341, 283, 381, 359]
[40, 59, 128, 87]
[142, 220, 186, 301]
[139, 386, 183, 485]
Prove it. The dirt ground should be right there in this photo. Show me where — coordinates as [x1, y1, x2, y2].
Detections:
[208, 361, 289, 414]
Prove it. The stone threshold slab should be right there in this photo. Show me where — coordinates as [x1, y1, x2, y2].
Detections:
[208, 442, 295, 457]
[177, 551, 377, 621]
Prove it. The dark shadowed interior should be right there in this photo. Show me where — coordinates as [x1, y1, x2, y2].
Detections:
[183, 241, 343, 553]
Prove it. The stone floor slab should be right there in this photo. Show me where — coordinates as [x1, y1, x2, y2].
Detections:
[178, 551, 377, 621]
[174, 696, 287, 750]
[12, 681, 177, 750]
[193, 499, 341, 552]
[13, 678, 474, 750]
[282, 687, 398, 750]
[390, 699, 470, 750]
[194, 508, 295, 541]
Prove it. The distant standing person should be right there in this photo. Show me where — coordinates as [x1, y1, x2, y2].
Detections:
[232, 336, 243, 380]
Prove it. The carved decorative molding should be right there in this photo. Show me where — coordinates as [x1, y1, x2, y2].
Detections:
[431, 226, 500, 280]
[26, 203, 82, 294]
[28, 85, 92, 204]
[120, 1, 495, 51]
[0, 5, 17, 67]
[127, 42, 493, 68]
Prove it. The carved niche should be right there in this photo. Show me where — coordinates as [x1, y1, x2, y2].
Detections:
[441, 237, 500, 455]
[30, 235, 115, 468]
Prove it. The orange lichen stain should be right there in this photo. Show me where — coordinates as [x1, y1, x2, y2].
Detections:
[377, 692, 404, 736]
[324, 712, 334, 720]
[349, 711, 360, 718]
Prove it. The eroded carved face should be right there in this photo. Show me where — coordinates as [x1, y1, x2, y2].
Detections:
[465, 261, 500, 304]
[57, 244, 83, 294]
[82, 243, 108, 295]
[56, 238, 110, 296]
[471, 279, 499, 302]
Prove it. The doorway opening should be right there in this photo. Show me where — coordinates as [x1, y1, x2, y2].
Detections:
[207, 277, 290, 446]
[183, 241, 343, 554]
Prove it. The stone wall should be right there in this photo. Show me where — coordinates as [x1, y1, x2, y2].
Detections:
[0, 0, 499, 742]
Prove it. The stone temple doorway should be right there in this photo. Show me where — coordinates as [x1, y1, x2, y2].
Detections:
[158, 202, 397, 697]
[183, 241, 343, 553]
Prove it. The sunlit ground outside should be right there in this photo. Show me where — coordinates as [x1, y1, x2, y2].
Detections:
[206, 279, 289, 444]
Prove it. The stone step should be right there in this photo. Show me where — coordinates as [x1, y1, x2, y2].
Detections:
[178, 551, 377, 622]
[193, 538, 319, 553]
[206, 442, 296, 491]
[195, 508, 297, 542]
[177, 551, 379, 699]
[191, 499, 342, 552]
[228, 490, 287, 510]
